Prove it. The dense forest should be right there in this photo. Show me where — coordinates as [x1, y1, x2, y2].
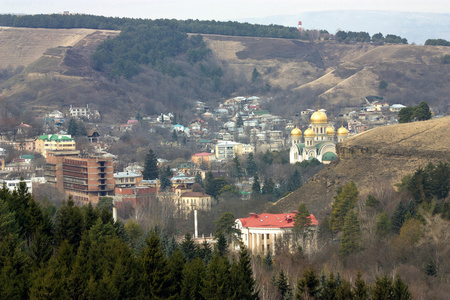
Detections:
[0, 180, 420, 299]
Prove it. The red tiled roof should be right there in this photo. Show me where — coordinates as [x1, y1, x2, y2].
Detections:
[192, 152, 214, 157]
[237, 213, 318, 229]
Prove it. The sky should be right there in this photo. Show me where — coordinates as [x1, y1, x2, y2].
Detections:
[2, 0, 450, 22]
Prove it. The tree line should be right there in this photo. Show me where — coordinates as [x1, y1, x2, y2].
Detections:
[335, 31, 408, 44]
[0, 14, 299, 39]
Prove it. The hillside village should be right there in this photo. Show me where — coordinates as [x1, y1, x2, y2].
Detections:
[0, 93, 417, 221]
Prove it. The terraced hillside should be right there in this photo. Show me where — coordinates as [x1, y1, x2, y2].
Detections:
[268, 116, 450, 217]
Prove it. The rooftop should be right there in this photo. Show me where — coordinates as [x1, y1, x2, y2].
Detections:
[237, 213, 318, 229]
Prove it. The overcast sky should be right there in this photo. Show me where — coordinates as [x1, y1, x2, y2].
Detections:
[2, 0, 449, 22]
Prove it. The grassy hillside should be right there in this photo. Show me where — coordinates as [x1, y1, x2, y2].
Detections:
[1, 28, 449, 122]
[269, 116, 450, 217]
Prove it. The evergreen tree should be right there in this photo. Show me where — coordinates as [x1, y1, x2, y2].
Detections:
[293, 203, 311, 233]
[201, 252, 231, 299]
[339, 210, 363, 257]
[372, 275, 393, 300]
[168, 249, 185, 298]
[398, 107, 414, 123]
[214, 212, 238, 241]
[246, 153, 258, 177]
[233, 156, 243, 180]
[75, 120, 87, 136]
[375, 212, 391, 238]
[181, 257, 206, 300]
[172, 130, 178, 142]
[252, 175, 261, 197]
[231, 246, 259, 299]
[262, 177, 275, 195]
[393, 275, 412, 299]
[391, 201, 407, 234]
[330, 181, 359, 232]
[180, 232, 198, 262]
[365, 194, 381, 211]
[296, 266, 321, 299]
[236, 114, 244, 127]
[251, 67, 260, 83]
[353, 270, 369, 300]
[275, 270, 291, 300]
[142, 149, 159, 180]
[413, 101, 432, 121]
[216, 233, 228, 257]
[286, 169, 302, 192]
[140, 231, 176, 299]
[198, 240, 212, 263]
[194, 173, 203, 186]
[263, 250, 273, 271]
[318, 215, 333, 243]
[67, 118, 78, 136]
[55, 198, 83, 250]
[321, 272, 339, 300]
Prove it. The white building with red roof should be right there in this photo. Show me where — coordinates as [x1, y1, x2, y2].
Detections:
[235, 212, 319, 255]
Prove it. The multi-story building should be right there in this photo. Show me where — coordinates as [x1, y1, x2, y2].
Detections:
[178, 192, 213, 217]
[69, 104, 90, 119]
[114, 171, 143, 188]
[35, 134, 76, 158]
[45, 151, 114, 205]
[191, 152, 216, 167]
[234, 143, 254, 156]
[235, 212, 319, 255]
[215, 141, 241, 160]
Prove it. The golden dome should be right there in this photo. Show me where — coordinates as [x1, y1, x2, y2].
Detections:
[310, 110, 328, 124]
[326, 126, 335, 135]
[291, 127, 302, 136]
[337, 126, 349, 136]
[304, 127, 315, 137]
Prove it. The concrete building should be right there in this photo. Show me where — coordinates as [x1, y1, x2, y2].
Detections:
[235, 212, 319, 255]
[114, 171, 143, 188]
[215, 141, 241, 160]
[70, 104, 90, 118]
[191, 152, 216, 167]
[234, 143, 255, 156]
[45, 152, 114, 205]
[35, 134, 76, 158]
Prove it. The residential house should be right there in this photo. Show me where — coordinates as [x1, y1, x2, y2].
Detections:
[114, 171, 143, 188]
[35, 134, 76, 158]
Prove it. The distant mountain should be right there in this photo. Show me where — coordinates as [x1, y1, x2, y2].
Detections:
[238, 10, 450, 45]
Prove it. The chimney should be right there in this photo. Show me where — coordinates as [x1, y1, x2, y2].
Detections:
[194, 210, 198, 239]
[112, 206, 117, 223]
[250, 213, 258, 218]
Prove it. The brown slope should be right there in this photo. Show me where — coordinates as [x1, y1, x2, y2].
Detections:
[0, 27, 118, 69]
[268, 116, 450, 217]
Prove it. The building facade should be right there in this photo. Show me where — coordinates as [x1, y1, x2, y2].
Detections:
[235, 212, 319, 255]
[178, 192, 213, 217]
[45, 153, 114, 205]
[289, 109, 349, 164]
[35, 134, 76, 158]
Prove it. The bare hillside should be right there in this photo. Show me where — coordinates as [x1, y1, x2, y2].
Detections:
[268, 116, 450, 217]
[0, 27, 118, 69]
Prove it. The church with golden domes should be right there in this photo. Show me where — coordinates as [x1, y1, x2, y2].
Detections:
[290, 109, 349, 164]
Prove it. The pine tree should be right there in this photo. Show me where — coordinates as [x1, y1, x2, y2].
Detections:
[236, 114, 244, 127]
[263, 250, 273, 271]
[393, 275, 412, 299]
[181, 257, 206, 300]
[168, 249, 185, 298]
[375, 212, 391, 238]
[246, 153, 258, 177]
[252, 175, 261, 198]
[262, 177, 275, 195]
[194, 173, 203, 187]
[286, 169, 302, 192]
[391, 201, 406, 234]
[67, 118, 78, 136]
[142, 149, 159, 180]
[231, 246, 259, 299]
[353, 270, 369, 300]
[180, 232, 198, 262]
[201, 252, 231, 299]
[330, 181, 359, 232]
[293, 203, 311, 233]
[296, 266, 321, 299]
[140, 231, 176, 299]
[233, 156, 243, 180]
[339, 210, 363, 257]
[275, 270, 291, 300]
[55, 198, 84, 250]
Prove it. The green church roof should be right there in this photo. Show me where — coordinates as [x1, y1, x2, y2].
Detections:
[322, 152, 338, 161]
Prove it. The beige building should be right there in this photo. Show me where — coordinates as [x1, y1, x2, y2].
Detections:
[234, 143, 255, 156]
[178, 192, 212, 216]
[35, 134, 76, 158]
[235, 212, 319, 255]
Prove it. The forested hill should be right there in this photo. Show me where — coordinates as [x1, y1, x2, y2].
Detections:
[0, 14, 299, 39]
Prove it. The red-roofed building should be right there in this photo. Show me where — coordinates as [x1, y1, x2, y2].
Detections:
[235, 212, 319, 255]
[191, 152, 216, 167]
